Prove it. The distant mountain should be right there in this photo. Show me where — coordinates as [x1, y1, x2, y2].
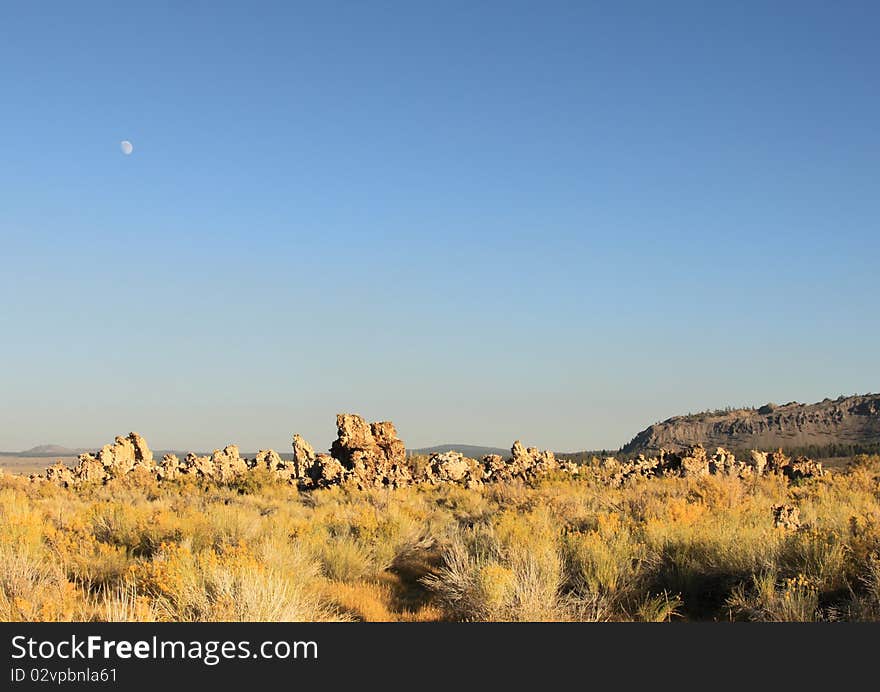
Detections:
[12, 444, 85, 457]
[409, 444, 510, 458]
[621, 393, 880, 456]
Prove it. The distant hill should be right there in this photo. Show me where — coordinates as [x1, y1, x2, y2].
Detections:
[409, 444, 510, 458]
[1, 444, 85, 457]
[621, 393, 880, 456]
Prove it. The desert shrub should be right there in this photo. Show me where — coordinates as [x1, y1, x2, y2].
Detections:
[318, 535, 376, 582]
[846, 512, 880, 571]
[643, 506, 779, 615]
[425, 509, 566, 622]
[135, 541, 335, 622]
[227, 467, 280, 495]
[88, 502, 183, 558]
[843, 556, 880, 621]
[636, 592, 683, 622]
[90, 583, 158, 622]
[0, 546, 83, 621]
[727, 572, 821, 622]
[562, 512, 651, 608]
[46, 525, 131, 587]
[421, 533, 499, 621]
[3, 453, 880, 622]
[778, 527, 848, 591]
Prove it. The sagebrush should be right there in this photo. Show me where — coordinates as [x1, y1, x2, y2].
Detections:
[1, 455, 879, 622]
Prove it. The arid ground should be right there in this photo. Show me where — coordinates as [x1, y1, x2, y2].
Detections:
[2, 451, 880, 622]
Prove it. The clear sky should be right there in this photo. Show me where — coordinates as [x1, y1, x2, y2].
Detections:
[1, 1, 878, 453]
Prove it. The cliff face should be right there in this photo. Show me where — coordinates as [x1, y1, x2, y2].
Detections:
[621, 394, 880, 454]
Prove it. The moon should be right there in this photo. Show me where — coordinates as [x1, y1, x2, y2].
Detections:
[120, 140, 133, 155]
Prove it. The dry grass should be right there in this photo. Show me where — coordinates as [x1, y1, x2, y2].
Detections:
[1, 454, 879, 622]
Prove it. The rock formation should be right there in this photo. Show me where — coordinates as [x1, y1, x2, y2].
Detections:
[209, 445, 249, 482]
[772, 504, 801, 530]
[292, 434, 317, 480]
[181, 452, 215, 478]
[474, 441, 570, 482]
[756, 449, 828, 481]
[427, 451, 484, 487]
[605, 444, 821, 487]
[307, 453, 347, 486]
[709, 447, 740, 475]
[511, 441, 557, 473]
[749, 450, 769, 475]
[255, 449, 296, 481]
[31, 416, 826, 492]
[44, 461, 75, 486]
[69, 432, 156, 483]
[330, 415, 407, 467]
[786, 456, 827, 481]
[158, 454, 182, 481]
[322, 414, 412, 488]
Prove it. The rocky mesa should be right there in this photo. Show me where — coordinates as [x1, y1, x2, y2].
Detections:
[622, 393, 880, 455]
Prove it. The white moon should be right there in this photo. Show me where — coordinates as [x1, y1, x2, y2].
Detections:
[120, 140, 133, 155]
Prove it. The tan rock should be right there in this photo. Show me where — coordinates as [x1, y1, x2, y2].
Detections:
[709, 447, 737, 474]
[129, 432, 154, 469]
[481, 454, 507, 479]
[510, 440, 530, 468]
[430, 451, 479, 484]
[330, 414, 407, 467]
[678, 445, 710, 477]
[211, 445, 248, 482]
[292, 434, 317, 479]
[310, 453, 347, 486]
[331, 414, 376, 461]
[35, 432, 157, 486]
[74, 456, 108, 483]
[765, 449, 791, 474]
[749, 450, 768, 475]
[326, 413, 411, 488]
[183, 452, 214, 478]
[370, 421, 407, 463]
[107, 436, 136, 476]
[158, 454, 182, 480]
[79, 432, 155, 479]
[45, 461, 74, 486]
[601, 457, 620, 471]
[481, 441, 563, 482]
[785, 456, 825, 481]
[256, 449, 296, 481]
[772, 504, 801, 530]
[511, 440, 558, 475]
[609, 454, 661, 487]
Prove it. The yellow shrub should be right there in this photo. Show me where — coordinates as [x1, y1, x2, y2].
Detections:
[2, 458, 880, 622]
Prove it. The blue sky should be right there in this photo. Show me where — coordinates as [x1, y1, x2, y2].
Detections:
[1, 1, 878, 453]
